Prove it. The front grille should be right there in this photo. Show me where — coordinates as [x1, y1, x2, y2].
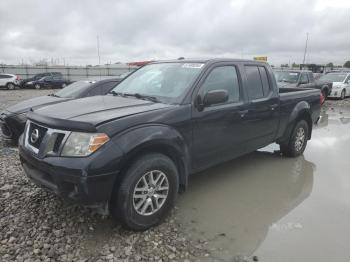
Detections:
[28, 122, 47, 149]
[25, 121, 70, 157]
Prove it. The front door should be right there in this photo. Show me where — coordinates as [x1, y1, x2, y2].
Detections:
[192, 64, 249, 171]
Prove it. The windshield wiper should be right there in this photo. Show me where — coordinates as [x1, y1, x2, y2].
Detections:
[123, 93, 160, 103]
[110, 91, 160, 102]
[109, 90, 125, 97]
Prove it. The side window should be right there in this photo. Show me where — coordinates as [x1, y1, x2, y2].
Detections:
[201, 66, 240, 104]
[300, 73, 308, 84]
[308, 73, 314, 82]
[245, 66, 264, 99]
[258, 66, 271, 96]
[0, 75, 4, 79]
[1, 75, 12, 79]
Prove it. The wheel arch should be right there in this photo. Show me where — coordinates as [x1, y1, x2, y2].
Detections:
[112, 125, 190, 193]
[277, 101, 313, 144]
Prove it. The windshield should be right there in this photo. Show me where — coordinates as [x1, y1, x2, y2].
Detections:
[55, 80, 95, 98]
[274, 71, 300, 83]
[111, 62, 205, 103]
[319, 73, 347, 82]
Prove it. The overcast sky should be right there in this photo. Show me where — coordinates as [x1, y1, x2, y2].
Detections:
[0, 0, 349, 66]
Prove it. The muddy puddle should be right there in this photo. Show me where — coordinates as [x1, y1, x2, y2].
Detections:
[176, 105, 350, 261]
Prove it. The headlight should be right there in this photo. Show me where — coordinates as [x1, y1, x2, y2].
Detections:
[27, 81, 33, 85]
[61, 132, 109, 157]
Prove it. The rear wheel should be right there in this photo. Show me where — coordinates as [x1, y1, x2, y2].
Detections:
[6, 83, 15, 90]
[280, 120, 308, 157]
[110, 153, 179, 231]
[34, 83, 41, 90]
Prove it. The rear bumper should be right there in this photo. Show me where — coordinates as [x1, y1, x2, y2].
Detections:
[19, 137, 121, 206]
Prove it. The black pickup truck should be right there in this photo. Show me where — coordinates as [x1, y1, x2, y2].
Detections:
[19, 59, 321, 230]
[274, 69, 332, 102]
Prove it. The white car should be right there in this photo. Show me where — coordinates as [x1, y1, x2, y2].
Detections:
[0, 74, 20, 90]
[320, 72, 350, 99]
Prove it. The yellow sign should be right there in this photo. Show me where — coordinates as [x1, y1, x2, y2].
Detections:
[254, 56, 268, 62]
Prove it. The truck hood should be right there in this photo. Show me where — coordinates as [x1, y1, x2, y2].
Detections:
[277, 82, 297, 88]
[33, 95, 172, 126]
[6, 95, 70, 114]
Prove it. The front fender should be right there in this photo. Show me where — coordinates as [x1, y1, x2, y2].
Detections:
[112, 124, 190, 190]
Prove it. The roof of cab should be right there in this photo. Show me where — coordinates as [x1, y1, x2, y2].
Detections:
[149, 58, 267, 65]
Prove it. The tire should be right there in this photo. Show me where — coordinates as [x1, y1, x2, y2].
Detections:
[280, 120, 309, 157]
[61, 83, 67, 88]
[6, 83, 15, 90]
[340, 89, 345, 100]
[322, 88, 328, 99]
[110, 153, 179, 231]
[34, 84, 41, 90]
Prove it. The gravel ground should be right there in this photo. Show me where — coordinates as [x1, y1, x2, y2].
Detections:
[0, 90, 209, 262]
[1, 89, 349, 262]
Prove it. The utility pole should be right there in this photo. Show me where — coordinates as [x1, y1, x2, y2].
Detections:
[302, 32, 309, 67]
[97, 35, 101, 66]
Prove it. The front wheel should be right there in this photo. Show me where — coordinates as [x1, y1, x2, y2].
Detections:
[34, 83, 41, 89]
[110, 153, 179, 231]
[280, 120, 309, 157]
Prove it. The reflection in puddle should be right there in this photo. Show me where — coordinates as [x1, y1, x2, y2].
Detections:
[176, 150, 314, 261]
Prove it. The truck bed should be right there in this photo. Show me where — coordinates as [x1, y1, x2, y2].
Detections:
[276, 87, 321, 143]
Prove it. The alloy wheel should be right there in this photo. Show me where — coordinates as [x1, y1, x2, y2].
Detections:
[133, 170, 169, 216]
[294, 127, 305, 152]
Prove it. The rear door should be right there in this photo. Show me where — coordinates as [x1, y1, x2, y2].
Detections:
[192, 63, 249, 170]
[243, 65, 280, 150]
[0, 75, 6, 86]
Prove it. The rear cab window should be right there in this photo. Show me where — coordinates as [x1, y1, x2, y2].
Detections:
[245, 65, 271, 100]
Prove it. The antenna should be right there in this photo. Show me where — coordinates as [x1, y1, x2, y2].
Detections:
[302, 32, 309, 66]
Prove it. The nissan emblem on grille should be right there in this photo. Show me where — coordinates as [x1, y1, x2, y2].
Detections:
[30, 128, 40, 144]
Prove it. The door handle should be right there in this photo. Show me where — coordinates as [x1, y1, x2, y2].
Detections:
[238, 109, 249, 117]
[270, 104, 278, 110]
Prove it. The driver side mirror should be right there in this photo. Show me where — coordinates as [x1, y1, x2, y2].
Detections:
[203, 89, 229, 107]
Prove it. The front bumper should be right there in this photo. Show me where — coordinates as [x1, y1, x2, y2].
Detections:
[328, 89, 342, 98]
[19, 134, 123, 206]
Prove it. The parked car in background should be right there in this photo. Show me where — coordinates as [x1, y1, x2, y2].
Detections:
[274, 70, 332, 103]
[0, 78, 122, 143]
[0, 74, 20, 89]
[20, 72, 63, 88]
[319, 72, 350, 99]
[22, 74, 70, 89]
[19, 59, 321, 230]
